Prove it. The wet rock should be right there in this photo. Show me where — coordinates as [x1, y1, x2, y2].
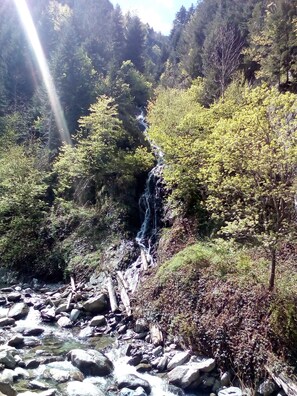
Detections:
[127, 354, 142, 367]
[13, 367, 29, 379]
[23, 337, 41, 347]
[168, 385, 186, 396]
[0, 369, 15, 383]
[78, 327, 94, 339]
[66, 381, 104, 396]
[25, 359, 40, 369]
[40, 307, 55, 322]
[134, 319, 149, 334]
[218, 387, 242, 396]
[167, 351, 191, 371]
[68, 349, 113, 377]
[70, 309, 80, 322]
[0, 351, 16, 369]
[46, 368, 71, 383]
[117, 374, 151, 395]
[57, 317, 72, 328]
[168, 364, 200, 389]
[157, 355, 168, 371]
[7, 293, 21, 303]
[0, 382, 16, 396]
[257, 380, 277, 396]
[56, 303, 73, 314]
[28, 380, 49, 390]
[120, 387, 146, 396]
[22, 327, 44, 336]
[152, 346, 162, 357]
[135, 363, 152, 373]
[0, 318, 15, 328]
[83, 294, 108, 314]
[89, 316, 106, 327]
[7, 334, 24, 348]
[0, 297, 6, 305]
[8, 303, 29, 320]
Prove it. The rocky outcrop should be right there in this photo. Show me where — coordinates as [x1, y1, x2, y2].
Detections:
[68, 349, 113, 377]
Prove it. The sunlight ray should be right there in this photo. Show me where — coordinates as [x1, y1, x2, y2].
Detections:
[14, 0, 71, 144]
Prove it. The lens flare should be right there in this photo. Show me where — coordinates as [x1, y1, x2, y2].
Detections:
[14, 0, 71, 144]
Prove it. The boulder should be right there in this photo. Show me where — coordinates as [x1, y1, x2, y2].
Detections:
[57, 317, 72, 328]
[134, 319, 149, 334]
[120, 387, 146, 396]
[40, 307, 56, 322]
[66, 381, 105, 396]
[83, 294, 108, 314]
[7, 334, 24, 348]
[167, 351, 191, 371]
[7, 293, 21, 303]
[168, 364, 201, 389]
[78, 327, 94, 339]
[22, 327, 44, 336]
[193, 358, 216, 373]
[68, 349, 113, 377]
[70, 309, 80, 322]
[89, 316, 106, 327]
[0, 351, 16, 369]
[117, 374, 151, 395]
[8, 303, 29, 320]
[0, 318, 15, 328]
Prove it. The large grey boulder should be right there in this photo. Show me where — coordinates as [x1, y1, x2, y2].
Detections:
[8, 303, 28, 320]
[168, 363, 201, 389]
[0, 318, 15, 327]
[117, 374, 151, 395]
[167, 351, 191, 371]
[66, 381, 104, 396]
[7, 334, 24, 348]
[193, 358, 216, 373]
[0, 351, 16, 369]
[68, 349, 113, 377]
[89, 316, 106, 327]
[57, 317, 72, 328]
[83, 294, 108, 314]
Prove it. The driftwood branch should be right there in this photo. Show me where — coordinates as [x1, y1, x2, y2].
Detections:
[117, 272, 132, 316]
[107, 277, 118, 312]
[265, 364, 297, 396]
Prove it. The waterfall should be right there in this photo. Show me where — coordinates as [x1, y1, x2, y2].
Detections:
[136, 111, 164, 266]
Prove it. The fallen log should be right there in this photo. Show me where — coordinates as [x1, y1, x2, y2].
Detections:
[140, 249, 148, 271]
[107, 277, 118, 312]
[117, 273, 132, 316]
[265, 364, 297, 396]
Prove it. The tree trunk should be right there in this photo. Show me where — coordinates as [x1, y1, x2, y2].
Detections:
[269, 247, 276, 291]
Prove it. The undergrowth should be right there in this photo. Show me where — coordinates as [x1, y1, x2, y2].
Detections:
[137, 239, 297, 385]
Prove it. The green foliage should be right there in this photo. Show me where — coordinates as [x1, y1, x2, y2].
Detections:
[0, 143, 48, 269]
[54, 96, 153, 204]
[157, 239, 258, 283]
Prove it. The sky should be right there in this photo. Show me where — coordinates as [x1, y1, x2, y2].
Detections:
[111, 0, 196, 35]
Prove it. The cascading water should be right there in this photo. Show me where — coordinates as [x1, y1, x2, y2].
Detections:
[136, 111, 164, 266]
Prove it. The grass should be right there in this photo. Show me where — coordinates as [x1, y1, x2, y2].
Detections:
[156, 238, 268, 284]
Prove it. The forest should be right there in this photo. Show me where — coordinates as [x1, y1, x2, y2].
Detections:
[0, 0, 297, 388]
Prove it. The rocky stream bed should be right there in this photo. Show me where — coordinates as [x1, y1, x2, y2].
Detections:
[0, 275, 282, 396]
